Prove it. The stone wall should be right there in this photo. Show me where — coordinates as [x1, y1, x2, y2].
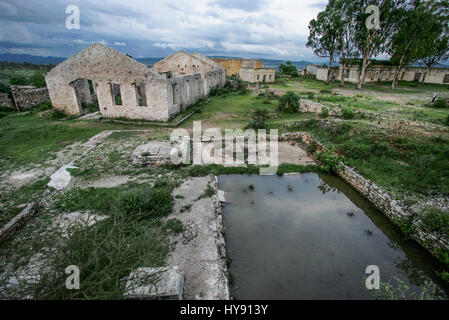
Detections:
[299, 99, 339, 116]
[211, 58, 263, 76]
[46, 44, 225, 122]
[317, 64, 449, 85]
[0, 93, 14, 109]
[10, 85, 49, 111]
[280, 132, 449, 257]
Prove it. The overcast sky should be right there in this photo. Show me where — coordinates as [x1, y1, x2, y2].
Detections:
[0, 0, 328, 61]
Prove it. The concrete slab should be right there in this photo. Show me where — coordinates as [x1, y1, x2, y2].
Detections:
[47, 165, 77, 190]
[122, 266, 184, 300]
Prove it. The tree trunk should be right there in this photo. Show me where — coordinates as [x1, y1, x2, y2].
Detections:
[421, 66, 431, 84]
[357, 55, 369, 90]
[326, 55, 333, 85]
[340, 64, 346, 87]
[391, 66, 402, 89]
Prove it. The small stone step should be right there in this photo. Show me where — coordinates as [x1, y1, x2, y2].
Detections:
[122, 266, 184, 300]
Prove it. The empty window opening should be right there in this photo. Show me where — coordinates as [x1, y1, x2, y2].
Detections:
[172, 83, 179, 105]
[414, 73, 422, 82]
[443, 74, 449, 84]
[110, 83, 122, 105]
[88, 80, 95, 94]
[135, 83, 147, 107]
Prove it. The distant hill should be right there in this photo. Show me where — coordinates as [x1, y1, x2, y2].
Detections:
[0, 53, 65, 65]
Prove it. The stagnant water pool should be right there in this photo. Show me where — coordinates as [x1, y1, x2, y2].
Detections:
[219, 173, 449, 300]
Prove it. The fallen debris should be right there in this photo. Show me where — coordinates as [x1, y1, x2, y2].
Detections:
[0, 203, 39, 244]
[122, 266, 184, 300]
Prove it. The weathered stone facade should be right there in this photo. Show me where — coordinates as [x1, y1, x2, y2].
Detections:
[280, 132, 449, 257]
[152, 51, 226, 97]
[10, 86, 50, 111]
[212, 57, 276, 83]
[317, 64, 449, 85]
[239, 67, 276, 83]
[0, 93, 14, 109]
[211, 58, 263, 76]
[46, 44, 225, 121]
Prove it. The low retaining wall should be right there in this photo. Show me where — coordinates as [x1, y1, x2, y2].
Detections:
[280, 131, 449, 256]
[0, 93, 14, 109]
[11, 85, 50, 111]
[299, 99, 340, 116]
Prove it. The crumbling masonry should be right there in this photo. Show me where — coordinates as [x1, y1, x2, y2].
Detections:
[45, 44, 226, 121]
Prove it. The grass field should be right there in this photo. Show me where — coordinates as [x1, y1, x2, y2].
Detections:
[0, 75, 448, 298]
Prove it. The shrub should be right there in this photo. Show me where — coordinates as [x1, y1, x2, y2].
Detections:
[342, 107, 356, 119]
[9, 76, 30, 86]
[319, 89, 332, 94]
[0, 82, 11, 96]
[420, 208, 449, 239]
[278, 91, 300, 113]
[433, 99, 448, 109]
[320, 107, 329, 118]
[30, 71, 46, 88]
[317, 148, 341, 172]
[446, 114, 449, 126]
[165, 218, 183, 234]
[245, 108, 269, 129]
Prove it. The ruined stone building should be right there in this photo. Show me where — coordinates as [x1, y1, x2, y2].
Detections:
[152, 51, 226, 97]
[211, 58, 276, 83]
[45, 44, 226, 121]
[316, 61, 449, 85]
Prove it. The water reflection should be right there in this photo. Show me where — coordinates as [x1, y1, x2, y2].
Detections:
[220, 173, 448, 300]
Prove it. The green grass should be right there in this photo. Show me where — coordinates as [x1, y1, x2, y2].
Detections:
[30, 182, 174, 299]
[284, 119, 449, 196]
[181, 92, 277, 129]
[0, 106, 169, 169]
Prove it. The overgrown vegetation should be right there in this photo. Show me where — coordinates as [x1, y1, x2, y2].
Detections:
[278, 91, 300, 113]
[36, 182, 174, 299]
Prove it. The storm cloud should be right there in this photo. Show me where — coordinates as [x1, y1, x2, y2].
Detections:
[0, 0, 327, 60]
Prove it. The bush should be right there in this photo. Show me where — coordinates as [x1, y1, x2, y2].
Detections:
[421, 208, 449, 239]
[278, 91, 300, 113]
[30, 71, 46, 87]
[317, 148, 341, 172]
[433, 99, 448, 109]
[342, 107, 356, 119]
[320, 107, 329, 118]
[246, 108, 270, 129]
[9, 76, 30, 86]
[0, 82, 11, 96]
[319, 89, 332, 94]
[446, 114, 449, 126]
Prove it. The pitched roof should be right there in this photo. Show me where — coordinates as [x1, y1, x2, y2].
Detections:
[47, 43, 163, 79]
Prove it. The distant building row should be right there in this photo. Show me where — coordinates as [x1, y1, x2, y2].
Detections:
[312, 63, 449, 85]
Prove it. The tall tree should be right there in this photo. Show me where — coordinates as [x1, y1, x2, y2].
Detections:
[353, 0, 406, 89]
[418, 0, 449, 83]
[389, 1, 438, 89]
[334, 0, 359, 87]
[307, 1, 343, 84]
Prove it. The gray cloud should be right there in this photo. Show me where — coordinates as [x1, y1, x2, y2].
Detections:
[0, 0, 328, 61]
